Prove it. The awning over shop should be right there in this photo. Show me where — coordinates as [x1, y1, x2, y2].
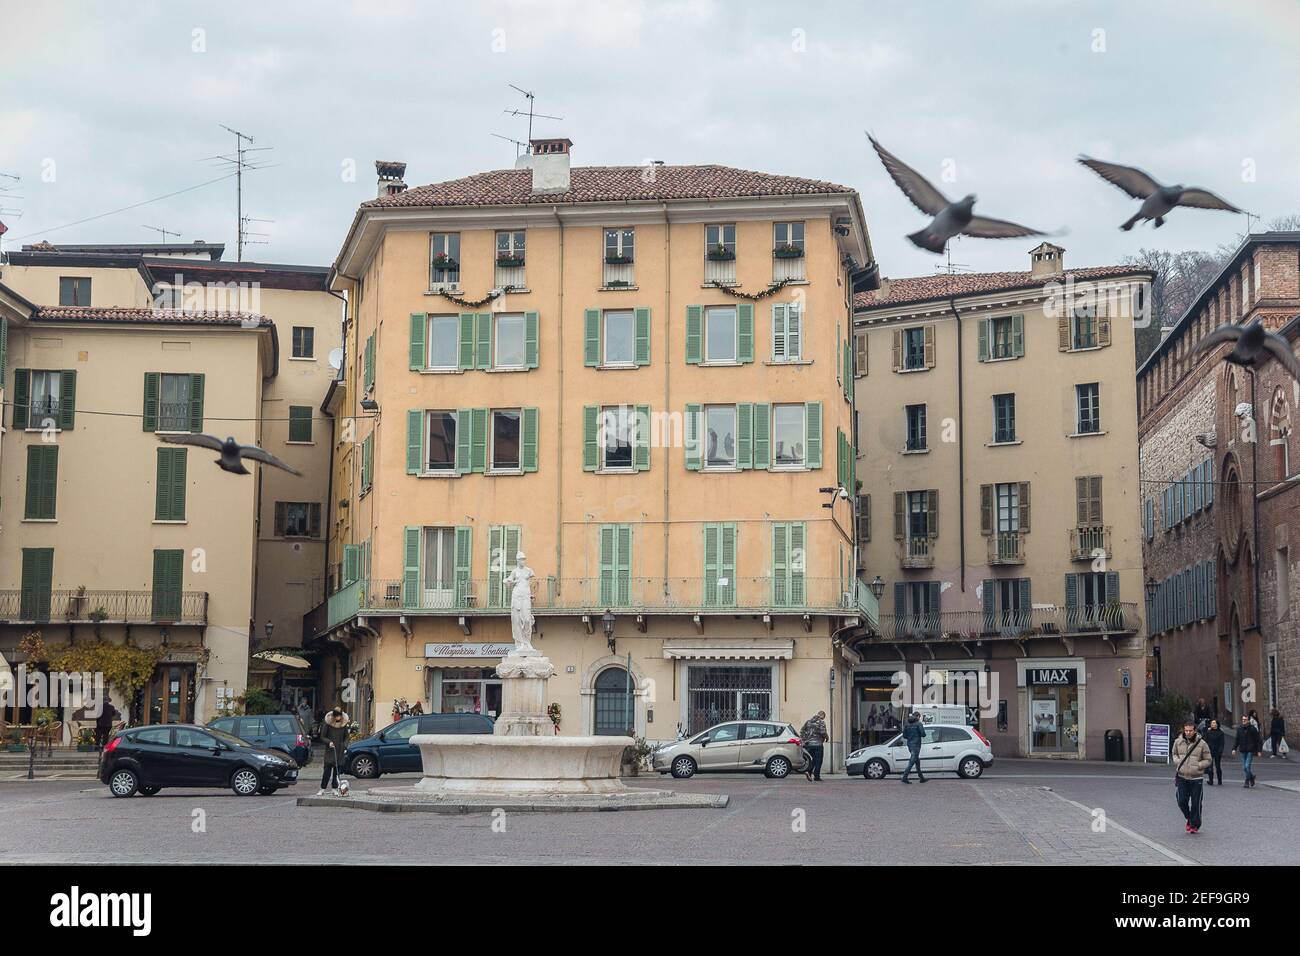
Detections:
[253, 651, 311, 669]
[662, 638, 794, 661]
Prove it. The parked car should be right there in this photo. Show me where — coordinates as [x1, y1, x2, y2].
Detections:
[209, 713, 312, 766]
[652, 720, 804, 779]
[99, 724, 300, 797]
[846, 723, 993, 780]
[344, 713, 494, 778]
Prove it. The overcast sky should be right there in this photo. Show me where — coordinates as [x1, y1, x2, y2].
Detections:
[2, 0, 1297, 279]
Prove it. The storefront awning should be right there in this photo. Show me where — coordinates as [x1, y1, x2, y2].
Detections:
[662, 639, 794, 661]
[253, 651, 311, 669]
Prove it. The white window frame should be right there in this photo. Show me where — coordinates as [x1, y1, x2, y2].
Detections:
[602, 309, 636, 367]
[493, 313, 527, 370]
[158, 372, 193, 434]
[599, 405, 635, 473]
[704, 404, 738, 471]
[704, 305, 738, 364]
[28, 370, 63, 428]
[1076, 383, 1101, 434]
[429, 232, 460, 288]
[773, 221, 805, 255]
[423, 526, 457, 600]
[902, 326, 926, 371]
[989, 315, 1015, 360]
[995, 483, 1020, 533]
[426, 314, 460, 371]
[291, 326, 315, 360]
[489, 408, 523, 473]
[771, 403, 806, 470]
[705, 223, 736, 258]
[772, 302, 803, 362]
[425, 409, 458, 475]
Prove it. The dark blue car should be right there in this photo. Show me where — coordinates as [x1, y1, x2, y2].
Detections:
[344, 713, 494, 778]
[209, 714, 312, 766]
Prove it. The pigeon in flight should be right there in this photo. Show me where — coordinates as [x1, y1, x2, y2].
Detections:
[868, 134, 1050, 254]
[158, 433, 302, 475]
[1077, 156, 1244, 230]
[1195, 319, 1300, 383]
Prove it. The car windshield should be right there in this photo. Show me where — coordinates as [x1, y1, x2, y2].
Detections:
[207, 728, 250, 748]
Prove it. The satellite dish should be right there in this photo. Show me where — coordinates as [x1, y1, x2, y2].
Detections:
[327, 347, 344, 370]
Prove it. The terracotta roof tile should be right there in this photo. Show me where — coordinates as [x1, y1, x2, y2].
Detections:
[854, 265, 1149, 311]
[364, 165, 856, 209]
[34, 306, 271, 327]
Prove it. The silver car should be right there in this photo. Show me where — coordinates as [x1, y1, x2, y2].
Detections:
[653, 720, 805, 779]
[845, 723, 993, 780]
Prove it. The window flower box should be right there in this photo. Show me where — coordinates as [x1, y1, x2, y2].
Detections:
[604, 254, 633, 265]
[705, 245, 735, 261]
[773, 244, 805, 259]
[432, 254, 458, 270]
[603, 279, 631, 288]
[496, 255, 525, 268]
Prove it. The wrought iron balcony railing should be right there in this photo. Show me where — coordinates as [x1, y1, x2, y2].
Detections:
[872, 602, 1141, 642]
[1070, 525, 1111, 561]
[0, 589, 209, 625]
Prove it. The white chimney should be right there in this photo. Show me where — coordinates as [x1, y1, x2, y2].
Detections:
[375, 160, 407, 199]
[527, 138, 572, 194]
[1029, 242, 1065, 277]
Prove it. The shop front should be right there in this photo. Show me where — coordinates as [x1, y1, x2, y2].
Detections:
[1018, 658, 1085, 757]
[662, 638, 794, 737]
[852, 666, 902, 748]
[423, 642, 513, 719]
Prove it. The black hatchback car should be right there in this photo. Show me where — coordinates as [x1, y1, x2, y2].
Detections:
[209, 713, 312, 766]
[344, 713, 494, 778]
[99, 724, 300, 797]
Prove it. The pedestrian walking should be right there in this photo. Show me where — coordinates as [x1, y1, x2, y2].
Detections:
[94, 696, 119, 750]
[1203, 719, 1225, 785]
[296, 699, 313, 737]
[317, 707, 350, 796]
[1231, 713, 1262, 788]
[1267, 709, 1286, 758]
[1193, 698, 1213, 732]
[1171, 722, 1212, 834]
[799, 710, 828, 781]
[900, 711, 927, 784]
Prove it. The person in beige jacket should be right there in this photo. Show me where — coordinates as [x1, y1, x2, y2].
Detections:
[1171, 722, 1212, 834]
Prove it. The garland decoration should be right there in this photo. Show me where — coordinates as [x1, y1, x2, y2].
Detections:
[708, 278, 797, 301]
[434, 286, 518, 309]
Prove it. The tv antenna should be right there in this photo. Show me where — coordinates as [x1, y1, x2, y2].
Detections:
[239, 215, 274, 249]
[491, 133, 531, 158]
[503, 84, 563, 145]
[143, 224, 182, 243]
[199, 125, 275, 259]
[0, 173, 22, 256]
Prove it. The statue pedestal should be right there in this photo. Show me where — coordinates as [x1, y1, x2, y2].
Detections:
[494, 651, 556, 737]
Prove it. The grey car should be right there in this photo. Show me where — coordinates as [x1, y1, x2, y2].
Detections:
[652, 720, 805, 779]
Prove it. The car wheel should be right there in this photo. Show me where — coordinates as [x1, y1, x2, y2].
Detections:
[350, 754, 378, 779]
[230, 768, 261, 796]
[669, 755, 697, 779]
[765, 755, 792, 779]
[958, 756, 985, 779]
[108, 769, 138, 798]
[864, 758, 889, 780]
[138, 785, 161, 796]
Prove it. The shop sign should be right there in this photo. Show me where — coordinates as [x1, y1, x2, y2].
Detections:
[424, 643, 514, 659]
[1026, 667, 1077, 685]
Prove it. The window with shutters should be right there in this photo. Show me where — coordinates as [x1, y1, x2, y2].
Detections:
[905, 404, 927, 452]
[151, 549, 184, 621]
[599, 406, 635, 471]
[291, 326, 315, 359]
[1075, 476, 1103, 526]
[989, 315, 1017, 359]
[772, 302, 803, 362]
[430, 232, 461, 287]
[602, 310, 636, 366]
[425, 314, 460, 370]
[996, 483, 1021, 532]
[704, 306, 738, 363]
[1071, 305, 1098, 349]
[159, 373, 195, 432]
[702, 522, 737, 607]
[705, 405, 737, 469]
[425, 411, 457, 474]
[599, 524, 633, 607]
[856, 494, 871, 547]
[24, 445, 58, 520]
[21, 548, 54, 621]
[901, 326, 927, 370]
[277, 502, 321, 538]
[993, 393, 1016, 443]
[772, 404, 806, 469]
[58, 277, 90, 306]
[704, 223, 737, 283]
[288, 406, 313, 443]
[490, 409, 522, 472]
[603, 228, 635, 287]
[154, 447, 187, 521]
[853, 329, 867, 377]
[1075, 383, 1101, 434]
[908, 491, 934, 538]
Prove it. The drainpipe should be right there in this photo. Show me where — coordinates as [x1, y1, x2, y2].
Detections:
[553, 207, 565, 588]
[948, 296, 967, 592]
[662, 203, 672, 591]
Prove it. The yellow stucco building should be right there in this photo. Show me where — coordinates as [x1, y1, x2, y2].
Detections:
[312, 145, 880, 770]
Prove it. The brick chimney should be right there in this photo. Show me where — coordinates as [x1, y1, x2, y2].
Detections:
[1029, 242, 1065, 277]
[527, 138, 572, 195]
[375, 160, 407, 199]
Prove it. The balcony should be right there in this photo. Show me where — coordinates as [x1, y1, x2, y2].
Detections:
[899, 536, 935, 569]
[873, 603, 1141, 642]
[987, 531, 1025, 565]
[0, 589, 209, 625]
[1070, 525, 1111, 561]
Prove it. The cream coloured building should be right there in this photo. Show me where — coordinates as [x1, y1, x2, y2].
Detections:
[0, 242, 339, 726]
[312, 146, 880, 769]
[852, 244, 1153, 760]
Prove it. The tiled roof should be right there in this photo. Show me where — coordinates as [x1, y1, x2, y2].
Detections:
[34, 306, 271, 326]
[363, 165, 856, 209]
[854, 265, 1149, 311]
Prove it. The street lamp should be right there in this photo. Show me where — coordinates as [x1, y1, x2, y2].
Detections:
[602, 609, 616, 652]
[1144, 576, 1158, 602]
[264, 619, 274, 642]
[869, 575, 885, 600]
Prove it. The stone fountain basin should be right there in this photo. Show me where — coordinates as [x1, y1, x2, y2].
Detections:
[409, 733, 637, 795]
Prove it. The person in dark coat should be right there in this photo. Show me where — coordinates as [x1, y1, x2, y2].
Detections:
[1232, 713, 1262, 788]
[1203, 719, 1225, 785]
[94, 697, 119, 750]
[1267, 709, 1286, 758]
[900, 712, 927, 784]
[317, 708, 350, 795]
[1193, 698, 1213, 731]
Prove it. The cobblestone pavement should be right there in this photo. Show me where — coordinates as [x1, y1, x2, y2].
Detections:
[1, 758, 1296, 865]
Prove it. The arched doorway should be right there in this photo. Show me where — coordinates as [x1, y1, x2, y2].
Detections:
[593, 667, 635, 736]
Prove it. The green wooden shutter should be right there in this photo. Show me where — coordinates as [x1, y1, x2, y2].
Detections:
[599, 525, 616, 605]
[455, 409, 472, 474]
[703, 523, 720, 606]
[0, 318, 7, 378]
[402, 526, 421, 608]
[772, 523, 790, 606]
[522, 407, 538, 472]
[719, 523, 736, 606]
[584, 309, 601, 367]
[406, 410, 423, 474]
[772, 304, 787, 360]
[789, 522, 806, 604]
[582, 405, 600, 471]
[752, 403, 770, 470]
[155, 447, 187, 521]
[843, 342, 853, 401]
[342, 544, 360, 585]
[288, 406, 312, 443]
[616, 524, 632, 605]
[152, 549, 183, 620]
[364, 333, 375, 389]
[470, 408, 487, 473]
[11, 368, 29, 429]
[685, 306, 702, 364]
[21, 548, 53, 620]
[409, 313, 426, 370]
[977, 319, 989, 362]
[634, 308, 651, 365]
[634, 405, 651, 471]
[488, 526, 505, 608]
[361, 434, 373, 491]
[1012, 314, 1025, 357]
[141, 372, 158, 432]
[458, 313, 476, 370]
[24, 445, 57, 520]
[805, 401, 823, 469]
[454, 526, 473, 607]
[737, 303, 754, 363]
[736, 403, 753, 470]
[525, 311, 539, 368]
[684, 403, 702, 471]
[188, 373, 205, 432]
[475, 313, 492, 369]
[59, 370, 76, 430]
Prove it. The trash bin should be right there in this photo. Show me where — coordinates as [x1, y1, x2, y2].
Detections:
[1104, 729, 1124, 762]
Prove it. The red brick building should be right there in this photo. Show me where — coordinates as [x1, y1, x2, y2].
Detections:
[1139, 232, 1300, 727]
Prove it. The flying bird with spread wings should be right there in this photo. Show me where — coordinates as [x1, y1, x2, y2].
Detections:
[1077, 156, 1244, 230]
[158, 434, 302, 475]
[1194, 319, 1300, 384]
[868, 134, 1052, 254]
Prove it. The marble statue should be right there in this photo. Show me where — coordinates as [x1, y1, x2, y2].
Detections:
[504, 551, 537, 655]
